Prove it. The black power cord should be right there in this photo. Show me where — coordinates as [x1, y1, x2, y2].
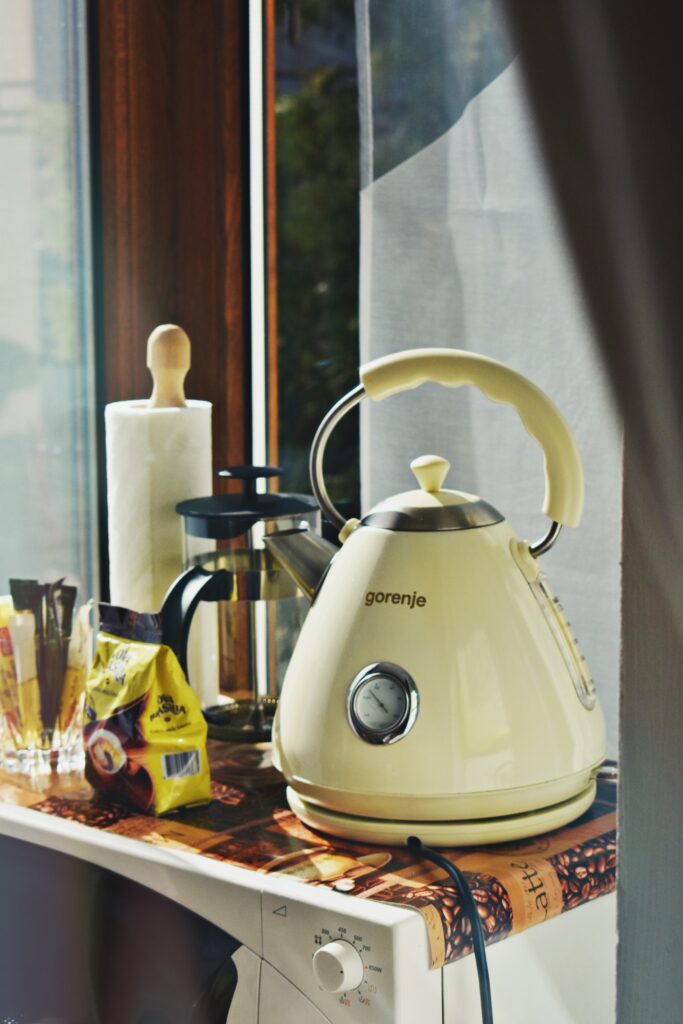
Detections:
[406, 764, 619, 1024]
[407, 836, 494, 1024]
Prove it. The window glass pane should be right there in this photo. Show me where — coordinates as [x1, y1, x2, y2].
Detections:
[0, 0, 96, 598]
[275, 0, 360, 519]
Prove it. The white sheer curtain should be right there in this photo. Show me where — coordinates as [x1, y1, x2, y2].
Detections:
[356, 0, 621, 753]
[500, 6, 683, 1015]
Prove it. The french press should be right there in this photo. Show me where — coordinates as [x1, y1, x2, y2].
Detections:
[170, 466, 320, 740]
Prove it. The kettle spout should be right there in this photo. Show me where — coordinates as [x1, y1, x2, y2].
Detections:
[264, 528, 337, 602]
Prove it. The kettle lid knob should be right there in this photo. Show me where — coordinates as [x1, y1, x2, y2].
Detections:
[410, 455, 450, 493]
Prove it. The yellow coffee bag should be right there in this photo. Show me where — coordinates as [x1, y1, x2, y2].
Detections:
[84, 606, 210, 815]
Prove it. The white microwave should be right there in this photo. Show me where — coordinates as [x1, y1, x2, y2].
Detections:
[0, 803, 615, 1023]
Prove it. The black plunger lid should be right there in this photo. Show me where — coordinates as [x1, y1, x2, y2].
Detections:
[176, 466, 318, 540]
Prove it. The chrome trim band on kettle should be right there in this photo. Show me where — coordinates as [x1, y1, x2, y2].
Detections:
[361, 500, 504, 532]
[310, 379, 563, 555]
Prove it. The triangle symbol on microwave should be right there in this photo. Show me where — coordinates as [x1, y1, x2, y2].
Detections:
[273, 905, 287, 917]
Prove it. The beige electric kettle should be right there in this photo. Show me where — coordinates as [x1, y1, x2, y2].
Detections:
[267, 349, 606, 845]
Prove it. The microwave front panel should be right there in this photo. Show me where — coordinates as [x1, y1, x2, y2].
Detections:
[227, 947, 261, 1024]
[261, 880, 442, 1024]
[259, 961, 332, 1023]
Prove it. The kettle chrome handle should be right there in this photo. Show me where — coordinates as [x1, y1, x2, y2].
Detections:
[310, 349, 583, 555]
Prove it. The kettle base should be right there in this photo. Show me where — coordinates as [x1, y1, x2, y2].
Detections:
[286, 781, 596, 847]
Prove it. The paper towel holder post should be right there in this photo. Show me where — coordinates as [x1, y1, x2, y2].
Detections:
[146, 324, 191, 408]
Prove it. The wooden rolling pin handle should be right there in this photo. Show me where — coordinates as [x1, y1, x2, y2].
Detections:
[146, 324, 191, 408]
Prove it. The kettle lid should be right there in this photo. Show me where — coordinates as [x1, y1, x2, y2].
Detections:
[361, 455, 504, 533]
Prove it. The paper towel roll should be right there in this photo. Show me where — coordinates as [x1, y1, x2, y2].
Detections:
[105, 399, 218, 706]
[106, 399, 212, 609]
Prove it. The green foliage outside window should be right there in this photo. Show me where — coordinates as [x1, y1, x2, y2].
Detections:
[276, 0, 360, 516]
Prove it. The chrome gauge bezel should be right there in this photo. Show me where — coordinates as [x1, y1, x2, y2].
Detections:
[346, 662, 419, 745]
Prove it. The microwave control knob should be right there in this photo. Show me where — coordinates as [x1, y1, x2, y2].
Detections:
[312, 939, 364, 992]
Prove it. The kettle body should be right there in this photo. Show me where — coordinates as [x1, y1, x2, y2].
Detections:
[273, 349, 607, 845]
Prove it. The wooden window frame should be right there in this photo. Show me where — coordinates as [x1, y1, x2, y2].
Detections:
[89, 0, 273, 595]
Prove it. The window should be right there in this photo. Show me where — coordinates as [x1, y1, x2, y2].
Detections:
[0, 0, 96, 598]
[273, 0, 360, 518]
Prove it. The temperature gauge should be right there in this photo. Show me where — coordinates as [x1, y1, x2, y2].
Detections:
[347, 663, 419, 744]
